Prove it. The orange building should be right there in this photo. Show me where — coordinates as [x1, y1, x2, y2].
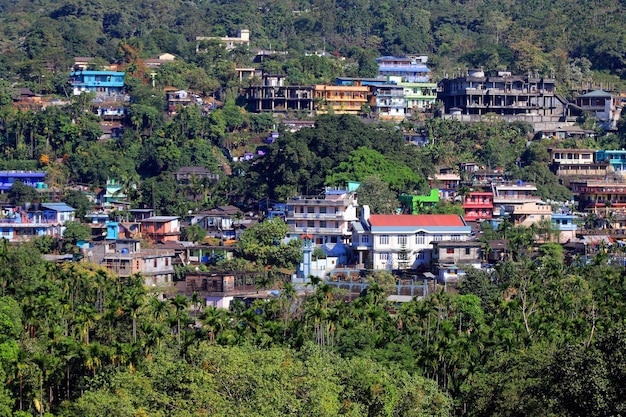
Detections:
[313, 84, 368, 115]
[140, 216, 181, 243]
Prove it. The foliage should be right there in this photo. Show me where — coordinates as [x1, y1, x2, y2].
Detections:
[237, 218, 303, 268]
[356, 176, 398, 215]
[62, 221, 91, 244]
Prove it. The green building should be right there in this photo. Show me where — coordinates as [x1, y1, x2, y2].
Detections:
[399, 189, 439, 214]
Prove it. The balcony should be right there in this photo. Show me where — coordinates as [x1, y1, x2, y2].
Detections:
[288, 212, 345, 220]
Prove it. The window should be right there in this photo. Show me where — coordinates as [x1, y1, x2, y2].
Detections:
[379, 253, 389, 261]
[416, 251, 425, 260]
[379, 235, 389, 245]
[465, 248, 471, 255]
[307, 220, 315, 228]
[361, 235, 370, 244]
[307, 207, 315, 213]
[415, 232, 425, 245]
[433, 234, 443, 242]
[319, 207, 326, 214]
[319, 221, 326, 228]
[447, 248, 454, 254]
[166, 258, 170, 266]
[451, 234, 461, 241]
[153, 259, 157, 267]
[398, 235, 407, 245]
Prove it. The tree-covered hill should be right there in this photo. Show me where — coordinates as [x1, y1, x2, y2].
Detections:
[2, 0, 626, 87]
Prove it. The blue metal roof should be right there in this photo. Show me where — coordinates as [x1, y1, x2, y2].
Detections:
[41, 203, 75, 212]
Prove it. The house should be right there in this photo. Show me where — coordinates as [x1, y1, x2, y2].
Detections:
[247, 75, 314, 115]
[570, 178, 626, 213]
[97, 179, 127, 209]
[313, 84, 368, 115]
[176, 270, 269, 309]
[92, 239, 175, 287]
[538, 126, 596, 141]
[552, 212, 579, 243]
[438, 69, 570, 130]
[166, 89, 193, 113]
[462, 192, 494, 222]
[286, 189, 358, 250]
[471, 168, 507, 186]
[576, 90, 623, 131]
[501, 201, 552, 226]
[376, 56, 432, 83]
[99, 123, 124, 140]
[432, 240, 483, 283]
[196, 29, 251, 52]
[141, 216, 181, 243]
[195, 205, 243, 240]
[68, 70, 125, 98]
[13, 88, 42, 111]
[0, 171, 46, 191]
[371, 83, 406, 120]
[399, 189, 439, 214]
[595, 149, 626, 172]
[404, 130, 429, 146]
[351, 206, 472, 270]
[431, 173, 461, 200]
[549, 148, 607, 178]
[144, 53, 176, 69]
[400, 80, 438, 114]
[174, 166, 219, 185]
[0, 203, 75, 242]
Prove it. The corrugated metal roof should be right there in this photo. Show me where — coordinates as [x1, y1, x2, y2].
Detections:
[369, 214, 465, 227]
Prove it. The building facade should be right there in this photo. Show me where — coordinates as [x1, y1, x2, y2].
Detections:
[286, 190, 359, 246]
[351, 207, 472, 270]
[68, 70, 125, 97]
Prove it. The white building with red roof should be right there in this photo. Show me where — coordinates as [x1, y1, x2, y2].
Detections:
[351, 206, 471, 270]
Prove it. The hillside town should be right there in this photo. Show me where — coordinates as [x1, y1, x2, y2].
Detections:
[5, 44, 626, 308]
[4, 2, 626, 414]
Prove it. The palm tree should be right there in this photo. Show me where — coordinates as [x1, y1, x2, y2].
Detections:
[199, 307, 227, 344]
[169, 294, 189, 347]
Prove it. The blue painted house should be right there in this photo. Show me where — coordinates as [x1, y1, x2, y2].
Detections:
[0, 171, 46, 191]
[69, 70, 125, 96]
[0, 203, 75, 242]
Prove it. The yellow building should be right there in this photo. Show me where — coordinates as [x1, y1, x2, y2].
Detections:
[313, 84, 369, 115]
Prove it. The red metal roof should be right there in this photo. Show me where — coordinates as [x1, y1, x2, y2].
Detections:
[368, 214, 465, 227]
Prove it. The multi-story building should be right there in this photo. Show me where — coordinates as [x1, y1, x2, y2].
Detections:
[313, 84, 368, 115]
[462, 192, 494, 222]
[68, 70, 125, 97]
[0, 203, 75, 242]
[492, 182, 547, 225]
[432, 240, 483, 282]
[286, 189, 359, 247]
[400, 81, 438, 114]
[351, 206, 472, 270]
[0, 171, 46, 191]
[376, 56, 431, 83]
[140, 216, 181, 243]
[570, 178, 626, 213]
[595, 150, 626, 172]
[247, 75, 314, 115]
[438, 70, 570, 130]
[576, 90, 623, 131]
[371, 83, 405, 120]
[549, 148, 607, 178]
[95, 239, 175, 287]
[502, 201, 552, 226]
